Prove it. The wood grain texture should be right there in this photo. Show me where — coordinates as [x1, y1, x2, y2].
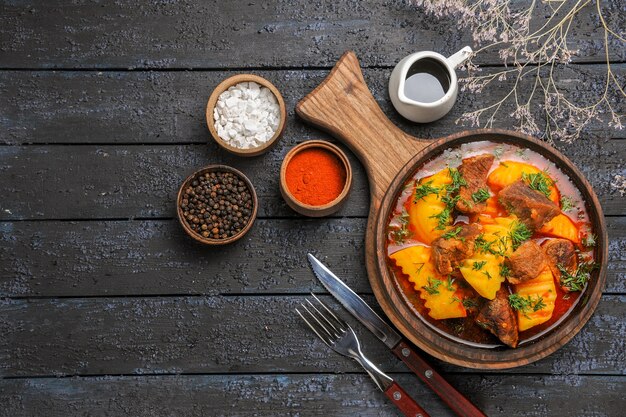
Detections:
[1, 216, 624, 299]
[1, 0, 625, 412]
[0, 139, 624, 221]
[1, 374, 624, 417]
[1, 65, 623, 146]
[1, 295, 623, 378]
[297, 52, 428, 206]
[1, 0, 623, 69]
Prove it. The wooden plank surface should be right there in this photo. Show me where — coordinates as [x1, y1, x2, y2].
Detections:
[1, 295, 624, 378]
[1, 373, 624, 417]
[1, 0, 625, 414]
[1, 217, 624, 298]
[1, 65, 624, 146]
[0, 139, 624, 220]
[1, 0, 623, 69]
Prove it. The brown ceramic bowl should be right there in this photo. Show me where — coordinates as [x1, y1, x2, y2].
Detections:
[295, 52, 608, 369]
[280, 140, 352, 217]
[206, 74, 287, 157]
[177, 165, 258, 245]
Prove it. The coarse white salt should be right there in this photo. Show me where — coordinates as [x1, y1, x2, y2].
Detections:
[213, 81, 281, 150]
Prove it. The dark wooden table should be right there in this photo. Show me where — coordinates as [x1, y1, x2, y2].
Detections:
[1, 1, 624, 416]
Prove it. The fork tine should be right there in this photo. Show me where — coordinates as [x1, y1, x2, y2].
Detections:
[301, 301, 338, 339]
[297, 305, 337, 346]
[305, 299, 342, 337]
[310, 293, 347, 332]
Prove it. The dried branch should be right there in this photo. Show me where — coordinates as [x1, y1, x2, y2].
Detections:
[411, 0, 625, 143]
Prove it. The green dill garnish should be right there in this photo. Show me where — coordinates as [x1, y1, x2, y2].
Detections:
[582, 233, 597, 248]
[475, 234, 508, 257]
[558, 261, 599, 292]
[426, 168, 466, 231]
[522, 171, 553, 199]
[482, 270, 492, 280]
[494, 236, 509, 256]
[560, 195, 576, 212]
[448, 168, 467, 193]
[474, 234, 494, 254]
[499, 263, 511, 279]
[508, 293, 546, 318]
[414, 262, 425, 276]
[442, 226, 463, 240]
[392, 228, 411, 243]
[460, 197, 474, 209]
[391, 208, 412, 243]
[472, 261, 487, 271]
[414, 180, 440, 202]
[533, 297, 547, 312]
[446, 278, 456, 291]
[422, 276, 443, 295]
[477, 321, 490, 329]
[471, 188, 490, 203]
[430, 207, 452, 231]
[509, 221, 532, 250]
[493, 146, 505, 159]
[515, 148, 529, 160]
[441, 192, 461, 209]
[462, 298, 479, 308]
[453, 322, 465, 333]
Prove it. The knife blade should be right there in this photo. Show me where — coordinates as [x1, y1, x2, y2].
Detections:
[307, 253, 487, 417]
[306, 253, 402, 349]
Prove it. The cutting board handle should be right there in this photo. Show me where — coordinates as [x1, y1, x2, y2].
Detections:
[296, 51, 429, 208]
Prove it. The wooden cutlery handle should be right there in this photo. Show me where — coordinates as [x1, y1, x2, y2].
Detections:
[392, 341, 487, 417]
[384, 381, 431, 417]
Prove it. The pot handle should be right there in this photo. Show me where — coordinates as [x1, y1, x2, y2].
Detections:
[296, 51, 428, 206]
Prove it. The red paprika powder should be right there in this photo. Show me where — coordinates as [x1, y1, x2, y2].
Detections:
[285, 148, 346, 206]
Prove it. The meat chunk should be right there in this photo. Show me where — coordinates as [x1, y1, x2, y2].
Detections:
[476, 287, 519, 347]
[543, 238, 577, 279]
[498, 181, 560, 230]
[505, 241, 547, 284]
[432, 223, 482, 275]
[456, 154, 495, 214]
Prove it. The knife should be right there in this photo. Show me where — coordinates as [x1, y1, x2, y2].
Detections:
[307, 253, 487, 417]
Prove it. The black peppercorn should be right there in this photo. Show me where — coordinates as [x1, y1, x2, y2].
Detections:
[180, 170, 254, 241]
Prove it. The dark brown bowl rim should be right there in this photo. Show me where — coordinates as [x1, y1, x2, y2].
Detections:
[279, 140, 353, 216]
[373, 129, 607, 369]
[206, 74, 287, 157]
[177, 165, 258, 245]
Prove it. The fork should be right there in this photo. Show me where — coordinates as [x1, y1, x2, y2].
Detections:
[297, 294, 431, 417]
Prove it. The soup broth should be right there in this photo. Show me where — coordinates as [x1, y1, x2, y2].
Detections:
[385, 141, 597, 348]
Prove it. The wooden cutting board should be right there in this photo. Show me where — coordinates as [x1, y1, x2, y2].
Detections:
[295, 51, 608, 369]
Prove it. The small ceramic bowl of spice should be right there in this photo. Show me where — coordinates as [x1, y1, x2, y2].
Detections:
[280, 140, 352, 217]
[207, 74, 287, 157]
[177, 165, 257, 245]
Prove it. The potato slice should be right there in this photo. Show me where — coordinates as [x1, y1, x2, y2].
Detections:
[487, 161, 559, 203]
[514, 267, 557, 331]
[459, 216, 516, 299]
[408, 169, 453, 244]
[390, 245, 466, 320]
[540, 214, 580, 244]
